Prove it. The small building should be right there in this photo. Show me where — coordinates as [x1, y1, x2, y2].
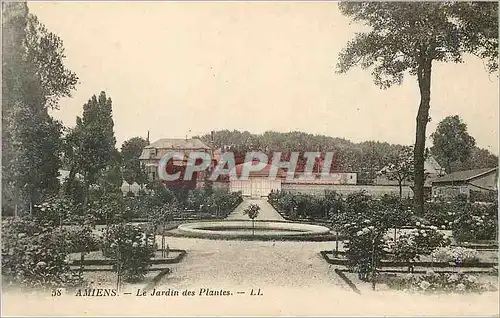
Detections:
[431, 167, 498, 200]
[229, 163, 284, 198]
[229, 162, 359, 198]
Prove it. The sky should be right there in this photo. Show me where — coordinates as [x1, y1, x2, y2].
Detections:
[29, 1, 499, 154]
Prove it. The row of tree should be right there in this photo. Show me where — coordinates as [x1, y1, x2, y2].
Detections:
[2, 2, 497, 218]
[3, 3, 78, 215]
[2, 3, 151, 216]
[197, 115, 497, 180]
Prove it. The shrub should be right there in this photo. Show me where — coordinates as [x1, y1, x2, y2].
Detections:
[411, 223, 451, 254]
[88, 192, 126, 223]
[389, 224, 450, 267]
[2, 217, 83, 289]
[31, 195, 79, 227]
[336, 193, 393, 281]
[389, 234, 419, 264]
[423, 202, 457, 229]
[147, 202, 176, 232]
[344, 224, 387, 281]
[61, 225, 101, 253]
[470, 190, 497, 203]
[102, 223, 156, 282]
[386, 271, 496, 294]
[431, 246, 479, 265]
[451, 202, 497, 242]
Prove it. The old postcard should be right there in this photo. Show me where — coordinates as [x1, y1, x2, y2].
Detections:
[2, 1, 499, 316]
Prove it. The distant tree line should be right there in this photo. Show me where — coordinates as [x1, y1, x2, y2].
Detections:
[196, 122, 497, 185]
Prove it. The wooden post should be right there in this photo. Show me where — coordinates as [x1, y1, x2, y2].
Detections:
[335, 230, 339, 253]
[116, 247, 121, 293]
[371, 234, 376, 291]
[80, 251, 85, 277]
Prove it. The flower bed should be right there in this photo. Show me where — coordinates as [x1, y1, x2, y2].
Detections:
[385, 271, 498, 294]
[321, 250, 497, 269]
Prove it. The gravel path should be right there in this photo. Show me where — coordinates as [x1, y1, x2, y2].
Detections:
[149, 236, 498, 316]
[226, 199, 284, 221]
[157, 236, 341, 290]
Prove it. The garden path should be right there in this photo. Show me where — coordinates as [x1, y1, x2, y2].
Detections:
[156, 236, 343, 290]
[226, 198, 285, 221]
[152, 236, 498, 316]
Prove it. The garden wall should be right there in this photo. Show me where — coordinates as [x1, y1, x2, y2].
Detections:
[281, 184, 413, 198]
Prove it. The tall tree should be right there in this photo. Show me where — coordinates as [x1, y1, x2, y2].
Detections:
[2, 2, 77, 215]
[64, 92, 117, 207]
[336, 2, 498, 214]
[431, 115, 476, 173]
[121, 137, 149, 190]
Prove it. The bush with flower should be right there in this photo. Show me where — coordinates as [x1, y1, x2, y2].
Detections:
[2, 217, 83, 289]
[31, 195, 79, 227]
[451, 202, 497, 243]
[431, 246, 479, 265]
[386, 270, 496, 293]
[101, 223, 156, 282]
[334, 192, 395, 281]
[61, 223, 101, 254]
[423, 202, 458, 230]
[389, 222, 450, 270]
[87, 192, 127, 224]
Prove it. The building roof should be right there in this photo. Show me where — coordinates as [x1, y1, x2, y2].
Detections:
[424, 156, 445, 176]
[432, 167, 497, 184]
[145, 138, 210, 150]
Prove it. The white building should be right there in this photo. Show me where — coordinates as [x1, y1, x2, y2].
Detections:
[228, 162, 357, 198]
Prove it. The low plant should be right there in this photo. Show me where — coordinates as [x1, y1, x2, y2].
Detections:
[1, 217, 83, 289]
[386, 271, 496, 294]
[451, 202, 497, 242]
[243, 204, 261, 236]
[431, 246, 479, 265]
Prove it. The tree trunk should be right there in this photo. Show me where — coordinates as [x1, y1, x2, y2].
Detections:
[414, 57, 432, 216]
[398, 180, 403, 199]
[80, 252, 85, 277]
[65, 166, 77, 194]
[14, 183, 20, 217]
[83, 178, 91, 216]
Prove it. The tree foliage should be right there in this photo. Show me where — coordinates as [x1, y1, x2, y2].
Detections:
[336, 2, 497, 214]
[63, 91, 117, 206]
[431, 115, 476, 173]
[121, 137, 149, 187]
[197, 130, 402, 183]
[2, 3, 77, 215]
[378, 146, 416, 198]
